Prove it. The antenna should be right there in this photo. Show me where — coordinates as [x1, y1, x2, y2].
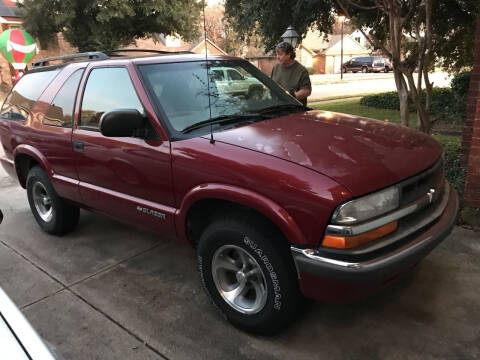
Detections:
[203, 1, 215, 144]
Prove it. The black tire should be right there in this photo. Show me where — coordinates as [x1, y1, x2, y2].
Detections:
[342, 67, 347, 74]
[384, 67, 390, 73]
[197, 215, 301, 335]
[26, 166, 80, 235]
[362, 66, 368, 73]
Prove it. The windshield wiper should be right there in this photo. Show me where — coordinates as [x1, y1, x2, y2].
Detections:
[258, 103, 311, 114]
[182, 113, 271, 134]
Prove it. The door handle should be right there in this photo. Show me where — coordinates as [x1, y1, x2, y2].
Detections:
[73, 140, 84, 152]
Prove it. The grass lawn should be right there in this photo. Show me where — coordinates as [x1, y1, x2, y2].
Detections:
[311, 99, 419, 129]
[310, 98, 462, 146]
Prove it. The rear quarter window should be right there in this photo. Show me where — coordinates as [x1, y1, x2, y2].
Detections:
[0, 69, 60, 121]
[43, 69, 84, 128]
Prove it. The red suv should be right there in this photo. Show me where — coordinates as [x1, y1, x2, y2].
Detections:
[0, 50, 458, 334]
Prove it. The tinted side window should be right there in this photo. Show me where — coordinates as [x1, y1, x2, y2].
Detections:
[43, 69, 84, 128]
[80, 67, 143, 129]
[1, 69, 60, 121]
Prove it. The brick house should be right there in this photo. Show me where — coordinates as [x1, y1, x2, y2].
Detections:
[462, 19, 480, 214]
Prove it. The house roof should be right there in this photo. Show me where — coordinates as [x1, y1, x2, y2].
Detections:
[189, 38, 228, 55]
[128, 36, 227, 55]
[301, 29, 369, 57]
[0, 0, 19, 18]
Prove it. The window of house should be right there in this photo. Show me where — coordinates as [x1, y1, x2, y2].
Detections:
[43, 69, 84, 128]
[355, 37, 361, 43]
[80, 67, 143, 130]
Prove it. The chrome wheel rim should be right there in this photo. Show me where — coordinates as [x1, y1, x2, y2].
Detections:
[32, 182, 53, 222]
[212, 245, 267, 314]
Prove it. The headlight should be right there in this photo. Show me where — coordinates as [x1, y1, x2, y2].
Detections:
[332, 186, 399, 224]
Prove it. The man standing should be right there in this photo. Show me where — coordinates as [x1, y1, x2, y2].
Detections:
[271, 42, 312, 106]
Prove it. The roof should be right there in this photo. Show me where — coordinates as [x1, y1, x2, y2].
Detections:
[29, 50, 240, 73]
[0, 0, 19, 18]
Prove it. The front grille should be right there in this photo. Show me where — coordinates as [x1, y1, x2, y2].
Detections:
[399, 159, 445, 206]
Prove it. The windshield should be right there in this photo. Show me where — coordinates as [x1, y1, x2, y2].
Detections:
[138, 60, 301, 134]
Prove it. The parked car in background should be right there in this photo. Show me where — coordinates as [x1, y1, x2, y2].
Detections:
[210, 66, 265, 99]
[0, 50, 458, 334]
[343, 56, 392, 73]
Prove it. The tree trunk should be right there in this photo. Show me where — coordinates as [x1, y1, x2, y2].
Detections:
[393, 68, 410, 127]
[405, 71, 431, 133]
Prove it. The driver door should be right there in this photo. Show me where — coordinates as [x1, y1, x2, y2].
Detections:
[72, 66, 176, 234]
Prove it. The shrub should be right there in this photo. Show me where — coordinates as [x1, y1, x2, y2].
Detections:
[306, 67, 315, 75]
[451, 71, 471, 120]
[434, 135, 466, 205]
[359, 91, 404, 110]
[360, 88, 457, 118]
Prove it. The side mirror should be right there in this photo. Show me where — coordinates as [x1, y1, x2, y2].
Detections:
[99, 109, 146, 137]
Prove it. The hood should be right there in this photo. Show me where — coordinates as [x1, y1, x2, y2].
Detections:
[205, 110, 442, 196]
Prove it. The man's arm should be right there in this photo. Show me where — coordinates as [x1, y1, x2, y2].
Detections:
[295, 67, 312, 102]
[295, 88, 311, 102]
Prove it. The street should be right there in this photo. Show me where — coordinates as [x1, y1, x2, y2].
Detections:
[0, 164, 479, 360]
[309, 72, 453, 101]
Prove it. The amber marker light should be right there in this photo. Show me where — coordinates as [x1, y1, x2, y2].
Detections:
[322, 221, 398, 249]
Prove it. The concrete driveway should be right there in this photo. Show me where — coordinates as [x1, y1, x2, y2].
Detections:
[0, 164, 479, 360]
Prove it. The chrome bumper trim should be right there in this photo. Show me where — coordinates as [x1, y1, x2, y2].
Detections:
[291, 247, 360, 268]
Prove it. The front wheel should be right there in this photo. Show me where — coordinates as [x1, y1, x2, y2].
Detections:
[26, 166, 80, 235]
[362, 66, 368, 73]
[197, 217, 301, 334]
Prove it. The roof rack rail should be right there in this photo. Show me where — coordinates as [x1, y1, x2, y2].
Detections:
[31, 49, 195, 69]
[32, 52, 109, 68]
[105, 49, 194, 56]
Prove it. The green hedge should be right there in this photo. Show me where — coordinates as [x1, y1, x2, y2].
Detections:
[360, 72, 471, 121]
[434, 135, 466, 205]
[451, 71, 471, 120]
[359, 87, 456, 117]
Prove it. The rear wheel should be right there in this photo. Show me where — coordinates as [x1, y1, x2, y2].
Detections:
[384, 67, 390, 73]
[197, 216, 301, 334]
[342, 67, 347, 74]
[26, 166, 80, 235]
[362, 66, 368, 73]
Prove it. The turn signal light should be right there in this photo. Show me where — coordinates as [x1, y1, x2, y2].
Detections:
[322, 221, 398, 249]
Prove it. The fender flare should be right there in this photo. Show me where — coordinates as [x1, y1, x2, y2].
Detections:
[12, 145, 53, 187]
[175, 183, 307, 246]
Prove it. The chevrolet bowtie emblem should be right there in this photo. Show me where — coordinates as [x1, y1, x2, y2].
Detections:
[427, 188, 436, 203]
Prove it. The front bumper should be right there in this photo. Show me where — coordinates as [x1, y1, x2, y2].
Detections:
[291, 184, 458, 300]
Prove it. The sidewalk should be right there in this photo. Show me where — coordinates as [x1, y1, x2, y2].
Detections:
[310, 72, 393, 85]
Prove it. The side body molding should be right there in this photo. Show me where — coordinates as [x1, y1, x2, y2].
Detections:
[175, 183, 307, 246]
